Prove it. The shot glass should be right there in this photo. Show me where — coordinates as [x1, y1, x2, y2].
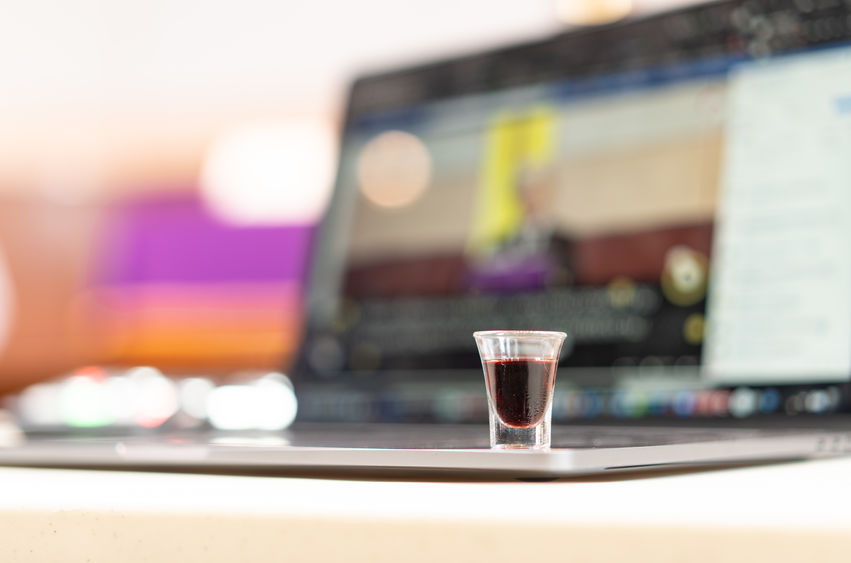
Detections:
[473, 330, 567, 450]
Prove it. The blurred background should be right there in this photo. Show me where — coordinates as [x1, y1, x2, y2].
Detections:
[0, 0, 698, 396]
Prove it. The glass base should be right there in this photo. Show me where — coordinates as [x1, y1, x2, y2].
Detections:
[489, 409, 551, 450]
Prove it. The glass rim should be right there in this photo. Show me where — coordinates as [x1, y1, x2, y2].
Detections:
[473, 330, 567, 340]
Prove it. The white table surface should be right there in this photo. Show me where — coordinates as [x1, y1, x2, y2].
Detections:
[2, 457, 851, 562]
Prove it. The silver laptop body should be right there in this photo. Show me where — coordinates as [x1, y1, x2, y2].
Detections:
[5, 0, 851, 477]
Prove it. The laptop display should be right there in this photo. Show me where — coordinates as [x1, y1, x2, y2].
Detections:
[296, 0, 851, 424]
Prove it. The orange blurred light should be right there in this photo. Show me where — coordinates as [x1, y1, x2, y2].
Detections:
[0, 245, 14, 362]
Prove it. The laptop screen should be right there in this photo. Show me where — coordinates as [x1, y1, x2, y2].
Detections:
[297, 0, 851, 422]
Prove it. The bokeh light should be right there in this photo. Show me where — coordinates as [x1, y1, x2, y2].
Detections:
[661, 246, 708, 306]
[607, 276, 636, 308]
[253, 373, 298, 431]
[127, 366, 179, 428]
[728, 387, 757, 418]
[61, 373, 114, 428]
[683, 313, 705, 345]
[179, 377, 216, 421]
[201, 120, 336, 225]
[357, 130, 432, 209]
[10, 367, 301, 431]
[18, 383, 63, 427]
[554, 0, 633, 25]
[206, 385, 255, 431]
[206, 372, 297, 431]
[105, 374, 136, 426]
[0, 409, 22, 447]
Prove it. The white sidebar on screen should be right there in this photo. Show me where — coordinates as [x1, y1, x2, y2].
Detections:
[704, 47, 851, 384]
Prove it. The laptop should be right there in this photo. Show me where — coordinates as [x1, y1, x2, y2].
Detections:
[3, 0, 851, 478]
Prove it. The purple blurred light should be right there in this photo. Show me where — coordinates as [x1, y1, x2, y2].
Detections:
[94, 191, 315, 286]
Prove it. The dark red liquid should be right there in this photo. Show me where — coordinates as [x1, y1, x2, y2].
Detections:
[484, 358, 556, 428]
